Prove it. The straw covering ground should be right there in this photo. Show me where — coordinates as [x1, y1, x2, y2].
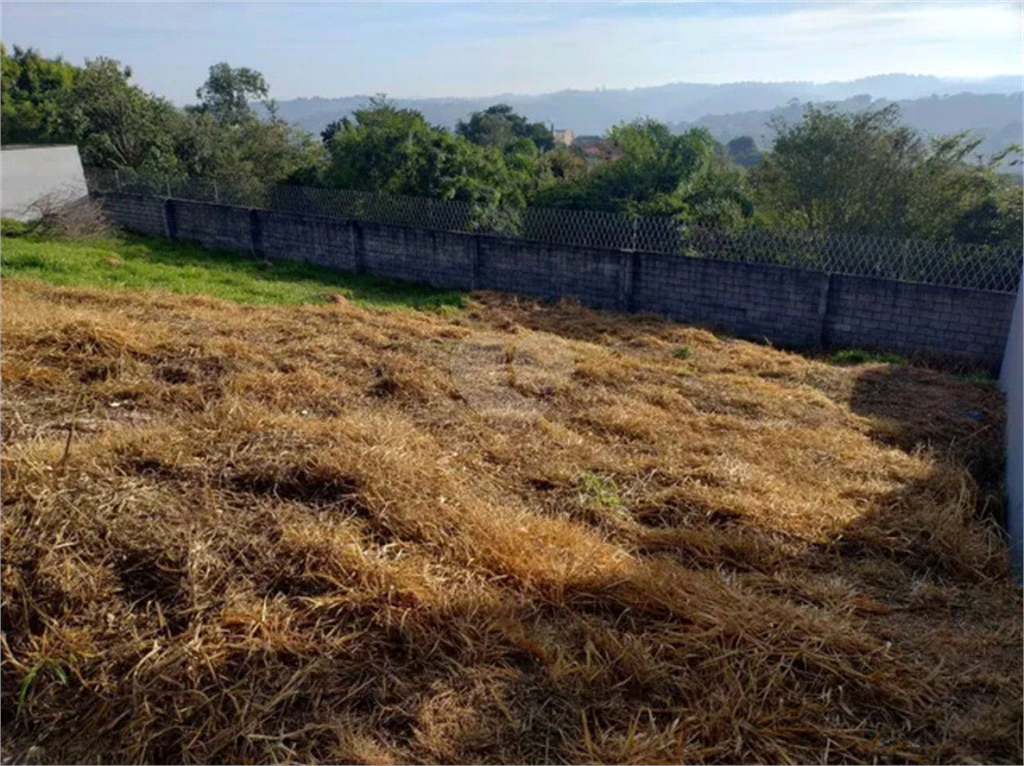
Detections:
[1, 275, 1021, 764]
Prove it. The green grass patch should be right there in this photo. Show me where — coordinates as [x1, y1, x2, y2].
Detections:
[954, 371, 999, 387]
[830, 348, 908, 366]
[673, 345, 694, 360]
[577, 471, 624, 511]
[0, 232, 466, 311]
[1, 217, 34, 238]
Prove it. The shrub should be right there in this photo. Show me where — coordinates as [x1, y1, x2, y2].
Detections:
[24, 193, 112, 239]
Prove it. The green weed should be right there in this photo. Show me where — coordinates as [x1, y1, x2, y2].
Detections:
[830, 348, 908, 366]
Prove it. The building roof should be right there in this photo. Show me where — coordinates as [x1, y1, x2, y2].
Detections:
[1, 144, 80, 151]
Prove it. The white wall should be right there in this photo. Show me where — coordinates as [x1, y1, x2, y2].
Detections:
[1, 145, 89, 221]
[1000, 282, 1022, 582]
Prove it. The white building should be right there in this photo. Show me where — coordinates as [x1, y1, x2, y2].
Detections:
[1, 144, 89, 221]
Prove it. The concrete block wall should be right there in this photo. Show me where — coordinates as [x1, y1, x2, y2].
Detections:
[477, 237, 626, 311]
[255, 209, 357, 271]
[999, 286, 1022, 581]
[823, 274, 1016, 368]
[97, 193, 167, 238]
[360, 222, 477, 290]
[634, 254, 830, 348]
[97, 193, 1019, 368]
[172, 200, 253, 253]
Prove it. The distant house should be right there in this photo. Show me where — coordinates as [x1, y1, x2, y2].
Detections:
[1, 144, 89, 221]
[552, 129, 575, 147]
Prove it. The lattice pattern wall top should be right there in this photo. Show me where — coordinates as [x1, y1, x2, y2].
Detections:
[84, 167, 1023, 293]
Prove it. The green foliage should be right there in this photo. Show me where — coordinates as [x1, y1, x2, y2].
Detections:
[323, 97, 527, 223]
[4, 44, 1018, 251]
[2, 46, 324, 196]
[17, 659, 68, 721]
[830, 348, 908, 365]
[0, 232, 466, 310]
[456, 104, 554, 152]
[67, 57, 182, 173]
[531, 120, 754, 229]
[191, 62, 270, 125]
[726, 136, 763, 168]
[577, 471, 623, 510]
[1, 43, 77, 145]
[954, 371, 999, 388]
[673, 346, 694, 360]
[752, 103, 1022, 245]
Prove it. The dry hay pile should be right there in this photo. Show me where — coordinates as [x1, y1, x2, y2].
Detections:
[1, 279, 1020, 764]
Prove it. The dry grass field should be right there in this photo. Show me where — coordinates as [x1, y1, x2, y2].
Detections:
[1, 275, 1020, 764]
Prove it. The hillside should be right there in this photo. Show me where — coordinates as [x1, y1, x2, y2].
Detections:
[1, 258, 1021, 763]
[265, 74, 1023, 146]
[675, 92, 1024, 159]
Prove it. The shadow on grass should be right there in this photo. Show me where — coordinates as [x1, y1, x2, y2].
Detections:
[847, 363, 1008, 546]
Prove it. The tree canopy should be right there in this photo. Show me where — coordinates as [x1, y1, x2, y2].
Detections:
[456, 104, 554, 152]
[751, 103, 1022, 243]
[191, 62, 270, 125]
[531, 119, 754, 228]
[322, 97, 528, 212]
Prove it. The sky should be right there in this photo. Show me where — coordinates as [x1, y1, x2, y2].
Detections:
[2, 1, 1022, 105]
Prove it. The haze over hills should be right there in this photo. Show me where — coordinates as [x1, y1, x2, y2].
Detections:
[266, 74, 1024, 148]
[677, 92, 1024, 157]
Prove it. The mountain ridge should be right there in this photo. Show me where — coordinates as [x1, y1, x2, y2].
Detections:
[261, 74, 1023, 160]
[263, 74, 1022, 135]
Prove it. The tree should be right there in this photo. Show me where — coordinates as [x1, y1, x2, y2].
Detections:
[64, 57, 181, 172]
[320, 119, 344, 144]
[725, 136, 763, 168]
[191, 62, 270, 125]
[1, 44, 77, 145]
[321, 98, 529, 228]
[753, 103, 1022, 244]
[456, 104, 554, 152]
[530, 118, 753, 227]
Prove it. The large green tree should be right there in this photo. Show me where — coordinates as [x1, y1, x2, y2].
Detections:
[190, 62, 270, 125]
[1, 44, 77, 145]
[323, 98, 524, 208]
[751, 103, 1022, 244]
[531, 119, 753, 227]
[456, 104, 554, 152]
[66, 57, 182, 173]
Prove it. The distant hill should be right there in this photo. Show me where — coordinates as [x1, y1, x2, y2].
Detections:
[675, 92, 1024, 161]
[264, 74, 1023, 140]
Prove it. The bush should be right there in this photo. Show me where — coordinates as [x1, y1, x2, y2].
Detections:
[25, 194, 112, 239]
